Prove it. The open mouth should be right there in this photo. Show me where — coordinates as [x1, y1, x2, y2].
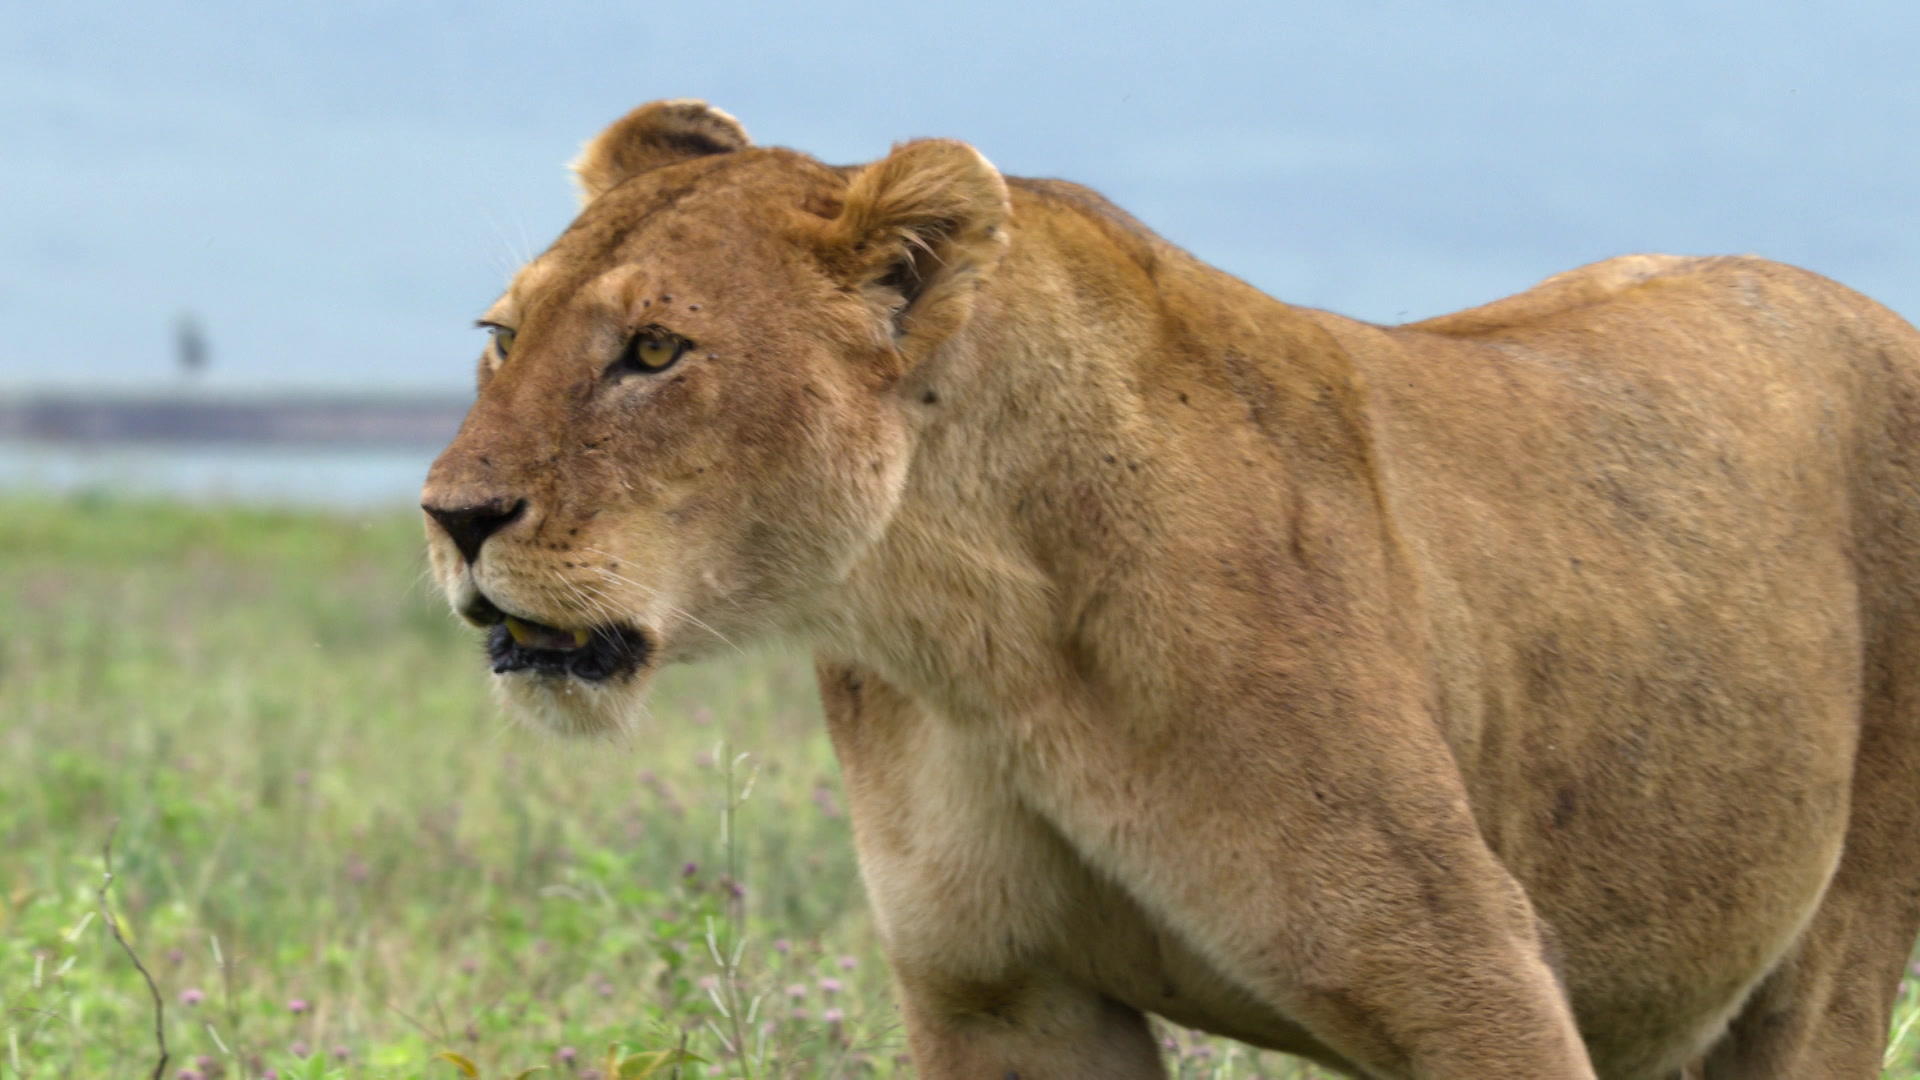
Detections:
[463, 594, 650, 682]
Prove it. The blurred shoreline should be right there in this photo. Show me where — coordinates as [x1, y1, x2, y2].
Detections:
[0, 391, 470, 450]
[0, 392, 469, 506]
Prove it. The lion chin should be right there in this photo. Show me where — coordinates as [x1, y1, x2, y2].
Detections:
[492, 667, 655, 740]
[419, 579, 662, 739]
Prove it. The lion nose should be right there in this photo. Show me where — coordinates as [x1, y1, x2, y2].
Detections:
[423, 496, 526, 566]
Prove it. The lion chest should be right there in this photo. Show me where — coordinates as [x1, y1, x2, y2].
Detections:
[820, 664, 1331, 1055]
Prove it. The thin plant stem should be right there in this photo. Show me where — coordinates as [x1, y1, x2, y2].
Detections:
[97, 821, 167, 1080]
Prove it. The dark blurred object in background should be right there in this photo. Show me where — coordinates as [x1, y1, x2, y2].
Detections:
[176, 313, 208, 379]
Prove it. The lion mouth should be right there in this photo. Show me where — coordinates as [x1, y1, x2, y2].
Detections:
[462, 594, 651, 682]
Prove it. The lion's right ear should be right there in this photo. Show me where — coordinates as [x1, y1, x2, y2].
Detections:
[570, 100, 751, 205]
[824, 139, 1011, 364]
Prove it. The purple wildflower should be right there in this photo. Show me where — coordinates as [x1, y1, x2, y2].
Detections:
[813, 784, 842, 819]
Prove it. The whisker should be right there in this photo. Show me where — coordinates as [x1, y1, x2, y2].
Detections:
[569, 580, 625, 630]
[572, 581, 626, 626]
[576, 552, 742, 653]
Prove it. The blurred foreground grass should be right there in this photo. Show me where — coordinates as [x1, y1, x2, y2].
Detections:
[0, 494, 1915, 1079]
[0, 494, 884, 1078]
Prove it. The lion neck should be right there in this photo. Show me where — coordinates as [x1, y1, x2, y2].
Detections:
[807, 201, 1406, 726]
[809, 303, 1091, 719]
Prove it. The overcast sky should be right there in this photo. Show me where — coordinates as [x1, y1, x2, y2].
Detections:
[3, 0, 1916, 392]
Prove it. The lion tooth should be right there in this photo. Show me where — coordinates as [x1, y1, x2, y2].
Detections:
[504, 616, 586, 651]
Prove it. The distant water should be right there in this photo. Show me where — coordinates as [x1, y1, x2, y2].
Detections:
[0, 442, 434, 509]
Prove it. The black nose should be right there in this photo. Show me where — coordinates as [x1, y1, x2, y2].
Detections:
[423, 497, 526, 565]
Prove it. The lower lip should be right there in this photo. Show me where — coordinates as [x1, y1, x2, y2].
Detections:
[486, 623, 650, 681]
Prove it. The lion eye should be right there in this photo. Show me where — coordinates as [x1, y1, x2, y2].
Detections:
[489, 326, 516, 360]
[618, 331, 688, 375]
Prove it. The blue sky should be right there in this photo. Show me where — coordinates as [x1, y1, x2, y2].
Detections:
[3, 0, 1916, 391]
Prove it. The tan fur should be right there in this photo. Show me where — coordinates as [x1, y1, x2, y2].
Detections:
[423, 101, 1920, 1079]
[569, 99, 750, 205]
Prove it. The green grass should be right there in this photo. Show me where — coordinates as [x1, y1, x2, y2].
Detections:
[0, 493, 1915, 1079]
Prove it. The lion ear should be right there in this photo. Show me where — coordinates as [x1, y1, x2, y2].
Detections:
[826, 139, 1011, 358]
[571, 99, 751, 205]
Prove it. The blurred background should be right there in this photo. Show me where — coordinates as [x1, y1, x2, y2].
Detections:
[5, 2, 1919, 1077]
[3, 0, 1916, 503]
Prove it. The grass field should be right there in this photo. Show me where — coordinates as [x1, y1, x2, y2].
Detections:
[1, 494, 1916, 1078]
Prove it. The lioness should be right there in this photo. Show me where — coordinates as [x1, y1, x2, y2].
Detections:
[422, 100, 1920, 1079]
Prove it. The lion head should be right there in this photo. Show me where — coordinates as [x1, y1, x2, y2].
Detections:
[421, 100, 1010, 735]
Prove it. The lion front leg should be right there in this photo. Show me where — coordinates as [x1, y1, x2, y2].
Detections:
[896, 973, 1167, 1080]
[817, 659, 1172, 1079]
[1018, 696, 1599, 1080]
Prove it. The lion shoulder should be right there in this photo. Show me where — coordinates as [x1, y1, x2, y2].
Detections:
[1401, 254, 1743, 338]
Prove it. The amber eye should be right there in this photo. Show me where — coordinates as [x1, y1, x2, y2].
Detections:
[618, 330, 688, 375]
[489, 326, 516, 360]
